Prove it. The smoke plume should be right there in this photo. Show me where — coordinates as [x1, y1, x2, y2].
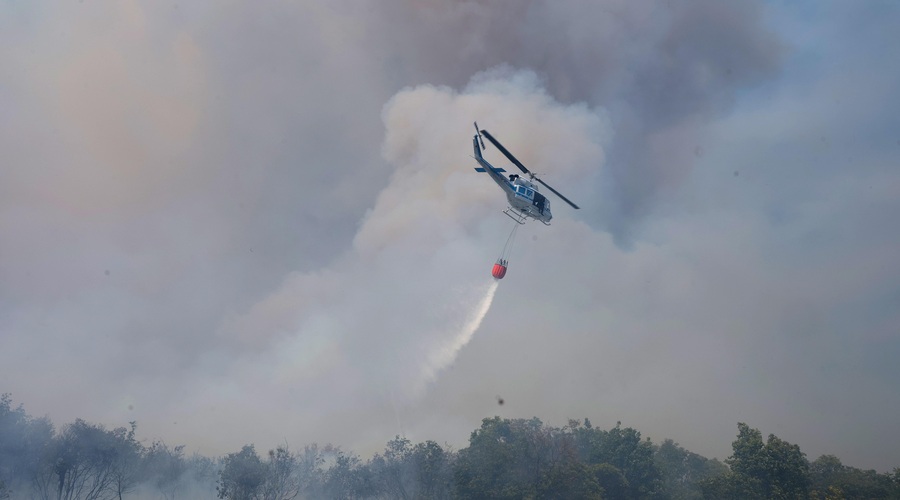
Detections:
[178, 69, 610, 453]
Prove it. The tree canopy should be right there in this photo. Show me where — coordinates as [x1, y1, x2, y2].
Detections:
[1, 394, 898, 499]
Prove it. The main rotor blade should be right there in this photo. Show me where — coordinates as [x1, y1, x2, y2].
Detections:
[536, 177, 580, 209]
[480, 129, 531, 176]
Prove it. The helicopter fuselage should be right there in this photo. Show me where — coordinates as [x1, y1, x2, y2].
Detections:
[473, 135, 552, 224]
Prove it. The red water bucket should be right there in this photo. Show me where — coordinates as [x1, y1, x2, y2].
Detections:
[491, 259, 508, 279]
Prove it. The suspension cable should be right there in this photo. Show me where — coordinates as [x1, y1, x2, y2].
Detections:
[500, 222, 519, 261]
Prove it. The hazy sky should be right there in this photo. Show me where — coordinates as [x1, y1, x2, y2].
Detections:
[2, 1, 899, 470]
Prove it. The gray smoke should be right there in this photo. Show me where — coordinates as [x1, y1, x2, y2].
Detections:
[190, 70, 610, 452]
[3, 0, 899, 471]
[355, 0, 782, 238]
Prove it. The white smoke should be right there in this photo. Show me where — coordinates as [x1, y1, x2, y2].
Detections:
[168, 68, 610, 453]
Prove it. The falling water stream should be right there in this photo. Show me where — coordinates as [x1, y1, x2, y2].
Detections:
[417, 280, 500, 392]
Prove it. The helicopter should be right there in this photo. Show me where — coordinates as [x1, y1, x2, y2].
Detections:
[471, 122, 579, 226]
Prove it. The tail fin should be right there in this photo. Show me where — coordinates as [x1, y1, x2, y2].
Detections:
[472, 122, 504, 172]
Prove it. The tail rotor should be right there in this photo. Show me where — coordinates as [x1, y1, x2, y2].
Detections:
[474, 122, 485, 151]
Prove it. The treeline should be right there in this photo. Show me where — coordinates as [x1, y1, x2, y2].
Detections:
[2, 394, 898, 499]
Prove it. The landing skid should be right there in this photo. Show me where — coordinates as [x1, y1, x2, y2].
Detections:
[503, 208, 527, 225]
[503, 207, 551, 225]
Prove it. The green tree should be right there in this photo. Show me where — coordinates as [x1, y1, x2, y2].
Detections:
[704, 423, 810, 499]
[809, 454, 899, 499]
[655, 439, 727, 500]
[591, 462, 628, 498]
[322, 449, 380, 499]
[454, 417, 603, 499]
[538, 457, 603, 499]
[261, 446, 303, 500]
[371, 436, 414, 499]
[108, 422, 143, 500]
[294, 444, 326, 498]
[454, 417, 533, 499]
[410, 440, 454, 499]
[0, 394, 28, 495]
[763, 433, 810, 498]
[144, 441, 187, 500]
[218, 445, 267, 500]
[0, 394, 54, 498]
[726, 423, 766, 483]
[570, 419, 664, 499]
[39, 419, 132, 500]
[698, 470, 761, 499]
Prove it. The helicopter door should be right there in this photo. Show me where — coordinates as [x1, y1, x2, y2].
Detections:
[533, 192, 547, 214]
